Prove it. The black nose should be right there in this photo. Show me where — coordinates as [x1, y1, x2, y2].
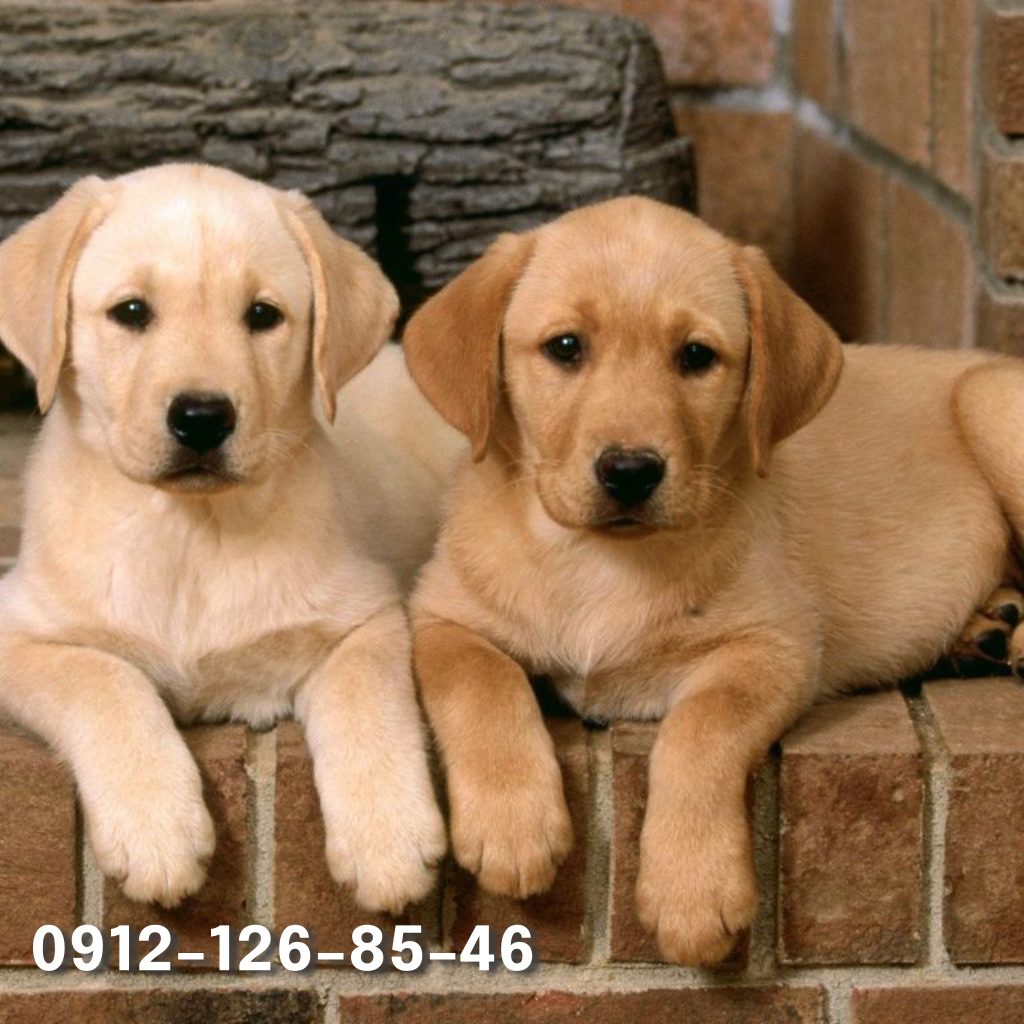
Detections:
[166, 393, 236, 454]
[595, 448, 666, 507]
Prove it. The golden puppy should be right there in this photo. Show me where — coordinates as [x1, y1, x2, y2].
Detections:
[401, 195, 1017, 965]
[0, 164, 458, 912]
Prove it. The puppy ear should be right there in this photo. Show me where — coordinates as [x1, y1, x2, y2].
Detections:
[0, 176, 109, 412]
[402, 232, 534, 460]
[281, 193, 399, 424]
[736, 245, 843, 477]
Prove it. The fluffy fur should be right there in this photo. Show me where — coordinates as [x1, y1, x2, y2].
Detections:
[401, 196, 1017, 965]
[0, 164, 462, 912]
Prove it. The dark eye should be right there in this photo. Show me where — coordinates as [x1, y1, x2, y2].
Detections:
[677, 341, 718, 375]
[107, 298, 152, 331]
[245, 302, 284, 333]
[543, 334, 583, 366]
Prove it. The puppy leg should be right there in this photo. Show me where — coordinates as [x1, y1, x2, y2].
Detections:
[0, 637, 213, 906]
[414, 618, 573, 899]
[637, 635, 813, 966]
[296, 606, 446, 915]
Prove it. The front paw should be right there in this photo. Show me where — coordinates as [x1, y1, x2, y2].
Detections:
[449, 754, 573, 900]
[325, 782, 447, 916]
[636, 808, 757, 966]
[87, 775, 215, 908]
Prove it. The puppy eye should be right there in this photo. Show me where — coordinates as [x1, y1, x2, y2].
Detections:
[543, 334, 584, 366]
[107, 298, 152, 331]
[245, 302, 284, 333]
[677, 341, 718, 376]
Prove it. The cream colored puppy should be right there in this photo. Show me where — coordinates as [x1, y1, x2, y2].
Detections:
[402, 196, 1018, 965]
[0, 164, 455, 912]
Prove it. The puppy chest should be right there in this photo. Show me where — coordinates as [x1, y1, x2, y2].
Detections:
[164, 624, 341, 722]
[68, 540, 355, 716]
[545, 664, 682, 722]
[497, 591, 695, 720]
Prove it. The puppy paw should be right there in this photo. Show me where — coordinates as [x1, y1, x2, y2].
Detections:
[87, 777, 215, 908]
[953, 610, 1012, 664]
[324, 783, 447, 916]
[952, 583, 1024, 668]
[636, 809, 757, 966]
[982, 585, 1024, 628]
[449, 754, 573, 899]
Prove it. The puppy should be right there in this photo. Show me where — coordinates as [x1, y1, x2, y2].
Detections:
[401, 195, 1019, 965]
[0, 164, 456, 912]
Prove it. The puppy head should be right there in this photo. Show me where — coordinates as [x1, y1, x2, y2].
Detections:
[403, 196, 842, 535]
[0, 164, 397, 493]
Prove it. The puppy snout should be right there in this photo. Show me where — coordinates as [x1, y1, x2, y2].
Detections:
[167, 393, 237, 454]
[595, 448, 665, 507]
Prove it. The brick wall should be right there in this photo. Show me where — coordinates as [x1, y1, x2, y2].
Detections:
[2, 683, 1024, 1020]
[556, 0, 1020, 352]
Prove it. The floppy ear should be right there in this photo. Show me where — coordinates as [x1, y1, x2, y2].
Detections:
[281, 193, 399, 423]
[0, 176, 109, 412]
[401, 231, 535, 460]
[736, 245, 844, 477]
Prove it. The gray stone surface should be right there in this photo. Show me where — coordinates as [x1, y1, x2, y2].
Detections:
[0, 0, 693, 400]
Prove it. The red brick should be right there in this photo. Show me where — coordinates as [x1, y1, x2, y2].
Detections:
[779, 691, 923, 965]
[927, 677, 1024, 963]
[888, 179, 973, 347]
[609, 723, 747, 966]
[104, 724, 249, 962]
[980, 138, 1024, 280]
[0, 728, 76, 964]
[450, 716, 588, 963]
[609, 722, 658, 960]
[274, 721, 403, 957]
[977, 275, 1024, 354]
[345, 988, 826, 1024]
[793, 0, 839, 112]
[845, 0, 932, 166]
[622, 0, 775, 87]
[672, 105, 795, 272]
[983, 4, 1024, 136]
[851, 985, 1024, 1024]
[0, 990, 322, 1024]
[934, 0, 976, 195]
[793, 127, 888, 340]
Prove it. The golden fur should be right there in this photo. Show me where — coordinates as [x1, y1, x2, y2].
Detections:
[402, 196, 1016, 965]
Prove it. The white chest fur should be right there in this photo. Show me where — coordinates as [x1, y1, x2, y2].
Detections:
[3, 429, 398, 726]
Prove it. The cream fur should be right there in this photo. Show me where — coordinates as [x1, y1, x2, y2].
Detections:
[0, 164, 460, 911]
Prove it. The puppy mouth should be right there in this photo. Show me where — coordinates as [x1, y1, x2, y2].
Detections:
[537, 484, 666, 536]
[592, 515, 660, 537]
[155, 455, 242, 491]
